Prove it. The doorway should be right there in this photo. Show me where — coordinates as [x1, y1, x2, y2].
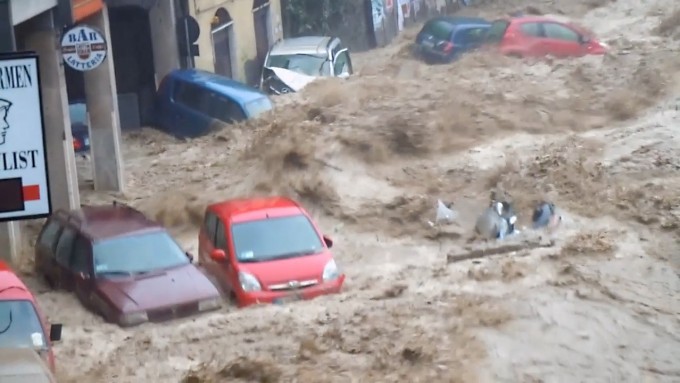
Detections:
[211, 8, 235, 78]
[252, 0, 271, 70]
[108, 5, 156, 127]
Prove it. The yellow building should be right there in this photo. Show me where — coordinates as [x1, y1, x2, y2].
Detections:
[190, 0, 283, 85]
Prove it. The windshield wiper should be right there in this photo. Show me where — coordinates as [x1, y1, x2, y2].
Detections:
[263, 249, 321, 261]
[0, 310, 12, 334]
[97, 270, 133, 277]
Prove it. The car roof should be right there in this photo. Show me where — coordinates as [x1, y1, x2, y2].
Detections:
[54, 204, 164, 241]
[427, 16, 489, 25]
[209, 196, 305, 222]
[0, 261, 33, 301]
[269, 36, 336, 57]
[168, 69, 269, 105]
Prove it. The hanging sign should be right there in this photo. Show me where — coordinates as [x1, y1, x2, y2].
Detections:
[61, 24, 108, 72]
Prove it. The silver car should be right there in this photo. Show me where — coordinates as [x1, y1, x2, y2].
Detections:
[259, 36, 353, 95]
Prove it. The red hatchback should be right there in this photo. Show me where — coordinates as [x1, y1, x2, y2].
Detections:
[485, 16, 607, 58]
[198, 197, 345, 307]
[0, 261, 62, 372]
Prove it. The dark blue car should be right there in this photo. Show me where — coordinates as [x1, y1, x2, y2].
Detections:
[415, 16, 491, 63]
[154, 69, 273, 138]
[68, 100, 90, 154]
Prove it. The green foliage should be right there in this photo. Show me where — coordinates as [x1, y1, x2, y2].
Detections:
[284, 0, 354, 36]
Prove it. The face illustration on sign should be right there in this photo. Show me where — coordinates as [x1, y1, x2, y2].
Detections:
[0, 98, 11, 145]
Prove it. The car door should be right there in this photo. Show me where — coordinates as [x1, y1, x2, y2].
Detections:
[69, 236, 97, 308]
[35, 219, 63, 285]
[453, 26, 488, 54]
[198, 211, 218, 266]
[332, 49, 353, 77]
[541, 22, 583, 57]
[516, 22, 545, 57]
[214, 218, 237, 294]
[170, 80, 212, 137]
[53, 226, 78, 290]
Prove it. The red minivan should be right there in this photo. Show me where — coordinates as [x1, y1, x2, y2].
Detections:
[0, 261, 62, 372]
[198, 196, 345, 307]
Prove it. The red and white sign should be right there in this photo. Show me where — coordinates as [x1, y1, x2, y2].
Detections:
[0, 53, 51, 221]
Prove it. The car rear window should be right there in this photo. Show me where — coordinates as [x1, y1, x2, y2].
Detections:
[421, 20, 455, 41]
[485, 20, 510, 43]
[453, 27, 489, 44]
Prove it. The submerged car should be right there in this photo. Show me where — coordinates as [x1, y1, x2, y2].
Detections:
[415, 16, 491, 63]
[0, 261, 62, 373]
[34, 203, 222, 327]
[154, 69, 273, 138]
[483, 16, 607, 58]
[198, 196, 345, 307]
[260, 36, 353, 95]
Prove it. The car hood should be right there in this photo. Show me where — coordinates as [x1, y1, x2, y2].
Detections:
[0, 348, 55, 383]
[97, 264, 219, 312]
[239, 251, 333, 287]
[267, 67, 318, 92]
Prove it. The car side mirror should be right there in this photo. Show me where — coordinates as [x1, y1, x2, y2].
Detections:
[323, 235, 333, 249]
[49, 324, 62, 342]
[185, 251, 194, 263]
[210, 249, 227, 262]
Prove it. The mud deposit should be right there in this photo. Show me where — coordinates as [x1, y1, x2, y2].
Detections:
[17, 0, 680, 382]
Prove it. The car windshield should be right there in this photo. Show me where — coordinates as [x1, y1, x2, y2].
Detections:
[244, 97, 273, 118]
[266, 54, 331, 77]
[0, 300, 47, 350]
[93, 231, 189, 276]
[69, 102, 87, 124]
[231, 215, 324, 262]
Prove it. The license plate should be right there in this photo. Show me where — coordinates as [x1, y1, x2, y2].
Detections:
[273, 294, 301, 305]
[84, 138, 90, 146]
[422, 40, 435, 48]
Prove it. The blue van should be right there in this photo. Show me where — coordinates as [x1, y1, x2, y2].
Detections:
[154, 69, 273, 138]
[415, 17, 491, 63]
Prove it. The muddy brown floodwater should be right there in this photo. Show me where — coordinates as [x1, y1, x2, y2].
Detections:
[15, 0, 680, 382]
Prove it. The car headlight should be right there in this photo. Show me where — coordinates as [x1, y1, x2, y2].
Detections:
[322, 259, 340, 281]
[198, 297, 221, 312]
[119, 311, 148, 326]
[238, 272, 261, 292]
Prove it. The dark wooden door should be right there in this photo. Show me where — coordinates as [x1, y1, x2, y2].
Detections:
[212, 26, 233, 78]
[252, 1, 270, 69]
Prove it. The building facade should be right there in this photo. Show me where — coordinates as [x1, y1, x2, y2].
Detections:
[189, 0, 283, 86]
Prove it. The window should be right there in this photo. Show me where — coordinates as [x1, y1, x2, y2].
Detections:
[333, 50, 352, 76]
[454, 27, 488, 44]
[203, 212, 218, 244]
[174, 81, 209, 112]
[215, 219, 227, 251]
[93, 231, 189, 276]
[485, 20, 510, 43]
[55, 228, 76, 266]
[543, 23, 580, 42]
[520, 22, 542, 37]
[37, 220, 62, 253]
[231, 215, 323, 262]
[70, 236, 91, 275]
[265, 54, 332, 77]
[204, 92, 246, 123]
[422, 20, 455, 41]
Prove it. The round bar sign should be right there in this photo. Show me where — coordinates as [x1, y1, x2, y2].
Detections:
[61, 25, 108, 72]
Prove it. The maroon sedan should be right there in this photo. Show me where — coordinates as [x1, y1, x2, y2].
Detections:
[34, 203, 221, 327]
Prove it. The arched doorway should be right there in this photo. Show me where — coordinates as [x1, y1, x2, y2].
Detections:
[211, 8, 235, 78]
[252, 0, 272, 69]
